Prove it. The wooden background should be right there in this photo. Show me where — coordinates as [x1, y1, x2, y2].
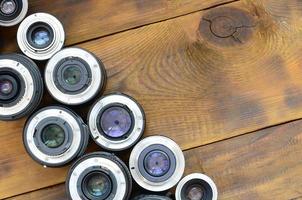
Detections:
[1, 0, 302, 199]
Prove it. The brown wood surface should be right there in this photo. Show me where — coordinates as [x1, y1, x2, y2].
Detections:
[1, 0, 302, 199]
[0, 0, 234, 53]
[9, 118, 302, 200]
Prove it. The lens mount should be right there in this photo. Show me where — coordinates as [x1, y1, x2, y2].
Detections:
[45, 47, 106, 105]
[175, 173, 218, 200]
[0, 0, 28, 27]
[17, 13, 65, 60]
[129, 136, 185, 192]
[23, 106, 89, 167]
[0, 54, 43, 121]
[132, 195, 172, 200]
[66, 152, 132, 200]
[88, 93, 145, 151]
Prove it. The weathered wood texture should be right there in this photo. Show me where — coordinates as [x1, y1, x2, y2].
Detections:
[0, 0, 234, 53]
[9, 119, 302, 200]
[1, 0, 302, 198]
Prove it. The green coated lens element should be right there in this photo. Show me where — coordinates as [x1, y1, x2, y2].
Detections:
[86, 173, 112, 197]
[41, 124, 65, 148]
[63, 66, 82, 85]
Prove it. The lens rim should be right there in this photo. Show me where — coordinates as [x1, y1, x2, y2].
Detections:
[0, 0, 27, 27]
[33, 117, 73, 156]
[66, 152, 132, 200]
[129, 136, 185, 192]
[53, 56, 92, 94]
[88, 93, 145, 151]
[17, 12, 65, 60]
[97, 103, 135, 140]
[23, 106, 89, 167]
[0, 54, 43, 121]
[26, 22, 55, 50]
[45, 47, 106, 105]
[175, 173, 218, 200]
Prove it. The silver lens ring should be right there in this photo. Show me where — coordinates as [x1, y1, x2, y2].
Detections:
[0, 54, 43, 120]
[23, 106, 89, 167]
[66, 152, 132, 200]
[0, 0, 28, 27]
[175, 173, 218, 200]
[88, 93, 145, 151]
[129, 135, 185, 192]
[17, 13, 65, 60]
[45, 47, 106, 105]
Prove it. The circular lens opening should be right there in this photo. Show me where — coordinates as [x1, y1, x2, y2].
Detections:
[100, 106, 132, 138]
[63, 66, 82, 85]
[41, 124, 65, 148]
[31, 27, 51, 47]
[144, 150, 171, 177]
[83, 172, 112, 199]
[0, 79, 13, 95]
[27, 23, 54, 49]
[186, 185, 205, 200]
[0, 0, 16, 15]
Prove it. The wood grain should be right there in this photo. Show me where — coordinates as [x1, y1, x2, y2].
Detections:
[0, 0, 234, 53]
[10, 119, 302, 200]
[2, 0, 302, 198]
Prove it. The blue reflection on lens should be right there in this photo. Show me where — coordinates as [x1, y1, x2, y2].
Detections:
[32, 29, 50, 46]
[144, 150, 170, 177]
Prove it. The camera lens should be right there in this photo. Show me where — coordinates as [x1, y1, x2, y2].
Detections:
[0, 0, 28, 27]
[0, 54, 43, 121]
[132, 195, 172, 200]
[175, 173, 218, 200]
[129, 136, 185, 192]
[23, 106, 89, 167]
[66, 152, 132, 200]
[45, 47, 106, 105]
[17, 13, 65, 60]
[88, 93, 145, 151]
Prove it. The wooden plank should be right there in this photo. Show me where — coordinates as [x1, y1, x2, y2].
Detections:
[10, 119, 302, 200]
[0, 0, 234, 53]
[2, 0, 302, 198]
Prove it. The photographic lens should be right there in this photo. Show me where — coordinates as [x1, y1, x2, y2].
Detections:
[17, 13, 65, 60]
[0, 54, 43, 121]
[88, 93, 145, 151]
[144, 150, 170, 177]
[0, 0, 28, 27]
[23, 106, 89, 167]
[175, 173, 218, 200]
[66, 152, 132, 200]
[0, 0, 16, 15]
[41, 124, 65, 148]
[45, 47, 106, 105]
[129, 136, 185, 192]
[100, 106, 132, 138]
[132, 195, 172, 200]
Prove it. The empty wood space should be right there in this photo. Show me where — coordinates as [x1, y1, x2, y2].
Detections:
[1, 0, 302, 199]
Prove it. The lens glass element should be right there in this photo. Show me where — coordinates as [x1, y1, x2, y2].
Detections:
[31, 27, 51, 47]
[186, 185, 204, 200]
[0, 79, 13, 95]
[100, 106, 132, 138]
[63, 66, 82, 85]
[0, 0, 16, 15]
[85, 172, 112, 198]
[144, 150, 170, 177]
[41, 124, 65, 148]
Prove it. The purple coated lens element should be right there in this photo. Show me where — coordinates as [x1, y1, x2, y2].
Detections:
[0, 79, 13, 95]
[100, 106, 132, 138]
[186, 186, 204, 200]
[144, 150, 170, 177]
